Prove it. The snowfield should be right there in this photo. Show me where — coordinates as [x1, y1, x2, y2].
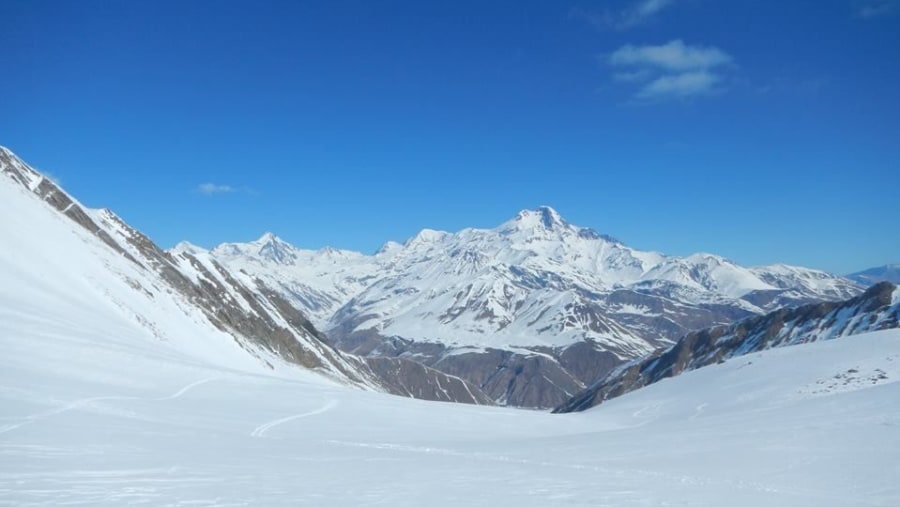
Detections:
[2, 290, 899, 505]
[2, 148, 898, 505]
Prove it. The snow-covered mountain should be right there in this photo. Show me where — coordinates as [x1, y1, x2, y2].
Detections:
[202, 205, 863, 407]
[190, 233, 385, 330]
[847, 263, 900, 286]
[4, 146, 899, 504]
[555, 281, 900, 413]
[0, 146, 489, 405]
[4, 258, 900, 507]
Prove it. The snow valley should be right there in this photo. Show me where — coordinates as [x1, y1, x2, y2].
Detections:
[2, 146, 899, 506]
[193, 202, 862, 407]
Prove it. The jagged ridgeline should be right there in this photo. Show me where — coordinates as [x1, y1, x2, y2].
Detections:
[0, 146, 491, 406]
[199, 205, 863, 408]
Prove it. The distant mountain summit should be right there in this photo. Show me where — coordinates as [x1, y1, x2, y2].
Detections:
[202, 205, 864, 407]
[847, 264, 900, 286]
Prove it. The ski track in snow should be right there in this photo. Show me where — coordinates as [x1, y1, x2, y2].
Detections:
[690, 402, 709, 420]
[157, 377, 219, 401]
[249, 400, 339, 438]
[0, 377, 219, 436]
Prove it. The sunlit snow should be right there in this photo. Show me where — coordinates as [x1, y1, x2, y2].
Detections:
[2, 151, 898, 505]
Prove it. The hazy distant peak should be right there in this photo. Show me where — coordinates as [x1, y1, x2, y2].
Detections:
[256, 231, 279, 243]
[252, 232, 297, 265]
[405, 228, 450, 247]
[171, 240, 206, 255]
[847, 264, 900, 286]
[375, 241, 403, 256]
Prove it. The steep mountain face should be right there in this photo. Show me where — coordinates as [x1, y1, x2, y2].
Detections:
[847, 264, 900, 286]
[203, 206, 862, 408]
[0, 147, 490, 406]
[189, 234, 383, 329]
[555, 281, 900, 413]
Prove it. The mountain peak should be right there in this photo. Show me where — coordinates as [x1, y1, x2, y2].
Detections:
[171, 241, 206, 256]
[254, 232, 296, 264]
[257, 232, 279, 243]
[535, 206, 565, 228]
[506, 206, 567, 231]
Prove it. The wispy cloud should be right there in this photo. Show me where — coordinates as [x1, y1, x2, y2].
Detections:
[857, 0, 897, 18]
[637, 70, 720, 99]
[610, 40, 732, 71]
[630, 0, 675, 20]
[196, 183, 235, 195]
[608, 40, 734, 100]
[573, 0, 676, 31]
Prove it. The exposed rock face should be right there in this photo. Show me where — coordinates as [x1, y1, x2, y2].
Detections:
[554, 282, 900, 413]
[364, 357, 493, 404]
[0, 146, 490, 406]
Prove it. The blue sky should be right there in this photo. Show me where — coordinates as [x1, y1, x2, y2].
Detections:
[2, 0, 898, 274]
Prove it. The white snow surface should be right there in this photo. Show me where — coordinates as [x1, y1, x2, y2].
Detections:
[3, 252, 899, 505]
[2, 157, 898, 505]
[0, 147, 372, 386]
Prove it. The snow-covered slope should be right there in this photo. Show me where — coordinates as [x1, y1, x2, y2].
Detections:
[206, 205, 862, 407]
[556, 281, 900, 413]
[3, 269, 899, 507]
[0, 146, 490, 405]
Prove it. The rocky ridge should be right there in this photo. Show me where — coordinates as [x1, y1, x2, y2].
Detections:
[554, 281, 900, 413]
[0, 146, 491, 406]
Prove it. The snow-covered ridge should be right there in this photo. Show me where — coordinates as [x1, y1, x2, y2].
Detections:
[205, 205, 862, 349]
[556, 281, 900, 413]
[0, 146, 491, 405]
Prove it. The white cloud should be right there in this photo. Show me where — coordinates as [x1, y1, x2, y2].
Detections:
[197, 183, 235, 195]
[608, 40, 734, 100]
[633, 0, 674, 19]
[572, 0, 676, 31]
[609, 40, 732, 71]
[637, 71, 720, 98]
[619, 0, 675, 29]
[858, 0, 897, 18]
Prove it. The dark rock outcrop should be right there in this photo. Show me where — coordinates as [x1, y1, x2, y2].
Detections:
[554, 282, 899, 413]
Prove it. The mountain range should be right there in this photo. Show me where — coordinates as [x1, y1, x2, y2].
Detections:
[188, 204, 863, 407]
[3, 145, 888, 410]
